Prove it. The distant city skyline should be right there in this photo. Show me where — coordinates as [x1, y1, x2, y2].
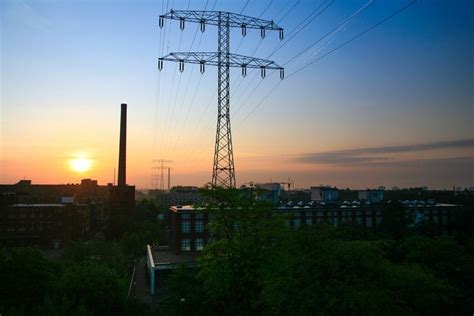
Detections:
[1, 0, 473, 189]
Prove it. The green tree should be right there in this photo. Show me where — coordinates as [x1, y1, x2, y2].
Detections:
[54, 261, 126, 315]
[261, 225, 453, 315]
[160, 265, 211, 316]
[196, 187, 285, 315]
[0, 247, 56, 313]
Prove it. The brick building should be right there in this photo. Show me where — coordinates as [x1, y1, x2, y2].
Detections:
[149, 186, 203, 207]
[144, 199, 462, 295]
[0, 203, 91, 248]
[166, 201, 460, 254]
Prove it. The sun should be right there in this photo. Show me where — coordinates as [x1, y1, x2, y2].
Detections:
[70, 157, 92, 173]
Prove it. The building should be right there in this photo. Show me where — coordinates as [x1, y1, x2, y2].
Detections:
[0, 203, 91, 248]
[254, 183, 282, 204]
[310, 186, 339, 202]
[146, 244, 196, 296]
[358, 189, 385, 203]
[150, 186, 203, 207]
[166, 201, 461, 255]
[169, 205, 208, 253]
[142, 199, 462, 296]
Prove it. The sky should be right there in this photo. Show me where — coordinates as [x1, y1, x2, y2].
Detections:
[0, 0, 473, 190]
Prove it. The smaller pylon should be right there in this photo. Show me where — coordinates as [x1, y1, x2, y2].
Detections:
[151, 159, 173, 190]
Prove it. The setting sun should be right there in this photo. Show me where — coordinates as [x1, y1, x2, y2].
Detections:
[70, 157, 92, 173]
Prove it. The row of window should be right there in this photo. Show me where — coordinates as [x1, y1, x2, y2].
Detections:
[290, 216, 383, 228]
[0, 222, 57, 232]
[293, 210, 383, 217]
[181, 219, 205, 233]
[180, 238, 204, 251]
[4, 211, 59, 219]
[180, 213, 204, 220]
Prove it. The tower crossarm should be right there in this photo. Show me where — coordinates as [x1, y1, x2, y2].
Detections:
[160, 52, 283, 70]
[160, 10, 283, 31]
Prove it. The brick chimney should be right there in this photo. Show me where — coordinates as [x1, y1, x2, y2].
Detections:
[118, 103, 127, 187]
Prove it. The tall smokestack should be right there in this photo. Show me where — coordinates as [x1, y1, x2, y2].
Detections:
[118, 103, 127, 187]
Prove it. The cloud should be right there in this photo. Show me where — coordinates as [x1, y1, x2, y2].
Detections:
[295, 139, 474, 165]
[250, 157, 474, 189]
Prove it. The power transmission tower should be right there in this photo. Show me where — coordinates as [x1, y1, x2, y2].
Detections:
[151, 159, 173, 190]
[158, 10, 284, 188]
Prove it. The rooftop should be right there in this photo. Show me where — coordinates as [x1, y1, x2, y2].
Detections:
[147, 245, 196, 269]
[10, 204, 66, 207]
[170, 205, 205, 212]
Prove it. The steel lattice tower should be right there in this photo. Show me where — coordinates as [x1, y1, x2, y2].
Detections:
[158, 10, 284, 188]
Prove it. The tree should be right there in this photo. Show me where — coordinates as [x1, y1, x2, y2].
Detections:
[197, 187, 286, 314]
[380, 201, 410, 238]
[142, 189, 473, 315]
[54, 261, 126, 315]
[159, 265, 211, 316]
[0, 247, 56, 313]
[260, 225, 454, 315]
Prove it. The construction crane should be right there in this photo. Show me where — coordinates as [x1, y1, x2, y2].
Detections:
[280, 178, 294, 191]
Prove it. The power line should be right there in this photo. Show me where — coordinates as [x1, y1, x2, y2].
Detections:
[233, 0, 373, 123]
[237, 0, 418, 129]
[267, 0, 335, 59]
[239, 0, 249, 14]
[287, 0, 417, 79]
[159, 0, 193, 157]
[260, 0, 274, 18]
[230, 0, 335, 115]
[177, 0, 305, 167]
[284, 0, 374, 66]
[167, 0, 215, 155]
[153, 0, 170, 157]
[177, 0, 335, 166]
[180, 0, 418, 175]
[180, 0, 284, 161]
[277, 0, 300, 23]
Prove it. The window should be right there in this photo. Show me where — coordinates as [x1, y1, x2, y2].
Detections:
[195, 213, 204, 219]
[195, 220, 204, 233]
[295, 211, 301, 218]
[305, 217, 313, 225]
[195, 238, 204, 251]
[181, 221, 191, 233]
[294, 218, 301, 228]
[366, 217, 373, 228]
[181, 213, 191, 220]
[181, 239, 191, 251]
[442, 215, 448, 225]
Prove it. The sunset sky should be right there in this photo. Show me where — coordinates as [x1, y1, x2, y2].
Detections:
[1, 0, 473, 189]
